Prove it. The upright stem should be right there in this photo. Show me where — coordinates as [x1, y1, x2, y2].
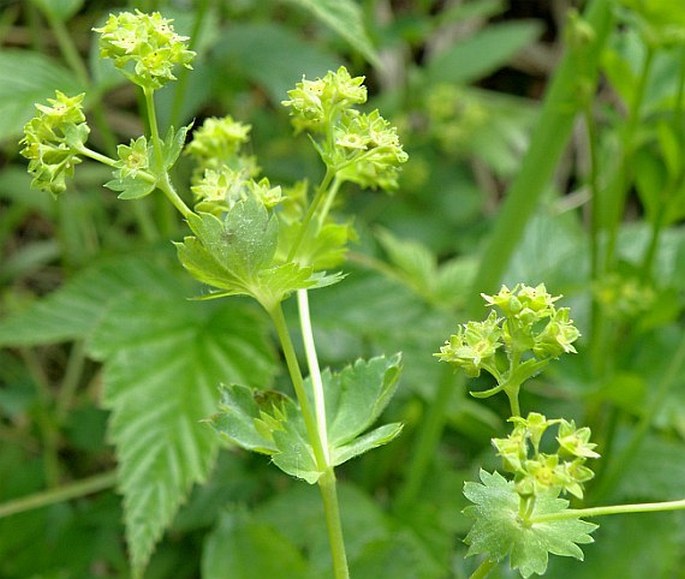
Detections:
[268, 303, 349, 578]
[287, 167, 335, 262]
[297, 289, 330, 464]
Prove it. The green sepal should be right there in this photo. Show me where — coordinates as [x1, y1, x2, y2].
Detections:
[463, 470, 597, 578]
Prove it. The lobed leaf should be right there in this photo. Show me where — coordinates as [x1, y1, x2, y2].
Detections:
[463, 470, 597, 578]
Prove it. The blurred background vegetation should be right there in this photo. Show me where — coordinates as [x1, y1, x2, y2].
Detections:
[2, 1, 685, 577]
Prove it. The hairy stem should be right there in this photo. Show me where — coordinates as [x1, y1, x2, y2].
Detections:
[269, 302, 349, 578]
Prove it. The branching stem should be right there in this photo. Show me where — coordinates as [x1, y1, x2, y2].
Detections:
[531, 498, 685, 524]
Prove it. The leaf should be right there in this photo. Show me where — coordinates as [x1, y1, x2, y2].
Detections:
[162, 124, 193, 170]
[104, 175, 157, 200]
[0, 253, 179, 347]
[282, 0, 379, 66]
[426, 21, 542, 85]
[209, 355, 403, 483]
[209, 382, 319, 483]
[202, 509, 314, 579]
[177, 200, 320, 308]
[463, 470, 597, 578]
[88, 290, 276, 576]
[326, 354, 403, 446]
[332, 422, 403, 466]
[0, 50, 84, 140]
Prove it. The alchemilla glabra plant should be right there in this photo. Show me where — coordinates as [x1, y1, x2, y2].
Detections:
[14, 7, 685, 579]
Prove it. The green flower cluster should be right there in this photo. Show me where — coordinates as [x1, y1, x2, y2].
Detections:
[493, 412, 599, 500]
[191, 166, 282, 214]
[283, 66, 407, 191]
[20, 91, 90, 195]
[186, 116, 273, 214]
[94, 10, 195, 89]
[437, 284, 580, 380]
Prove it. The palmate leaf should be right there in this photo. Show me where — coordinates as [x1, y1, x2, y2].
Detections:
[463, 470, 597, 578]
[209, 355, 403, 484]
[88, 290, 276, 577]
[177, 199, 337, 308]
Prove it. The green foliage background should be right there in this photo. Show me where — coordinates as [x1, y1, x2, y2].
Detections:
[2, 0, 685, 577]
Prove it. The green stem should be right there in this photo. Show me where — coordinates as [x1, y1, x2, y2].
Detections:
[0, 471, 117, 519]
[170, 0, 210, 127]
[144, 87, 164, 169]
[297, 289, 330, 463]
[531, 498, 685, 524]
[267, 304, 328, 470]
[469, 558, 498, 579]
[319, 469, 350, 579]
[157, 171, 193, 219]
[466, 0, 614, 312]
[55, 340, 86, 424]
[287, 166, 335, 262]
[268, 303, 349, 578]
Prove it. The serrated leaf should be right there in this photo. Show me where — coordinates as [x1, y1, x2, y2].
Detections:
[104, 175, 157, 200]
[0, 253, 178, 347]
[332, 422, 403, 466]
[162, 124, 193, 170]
[463, 470, 597, 578]
[209, 354, 403, 483]
[282, 0, 379, 66]
[210, 384, 286, 454]
[88, 290, 276, 576]
[178, 200, 322, 308]
[0, 50, 85, 140]
[325, 354, 403, 446]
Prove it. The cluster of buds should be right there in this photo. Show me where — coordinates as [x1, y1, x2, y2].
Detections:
[282, 66, 367, 134]
[184, 115, 254, 172]
[436, 284, 580, 382]
[94, 10, 195, 89]
[191, 166, 282, 214]
[186, 116, 274, 214]
[20, 91, 90, 195]
[282, 66, 407, 191]
[493, 412, 599, 499]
